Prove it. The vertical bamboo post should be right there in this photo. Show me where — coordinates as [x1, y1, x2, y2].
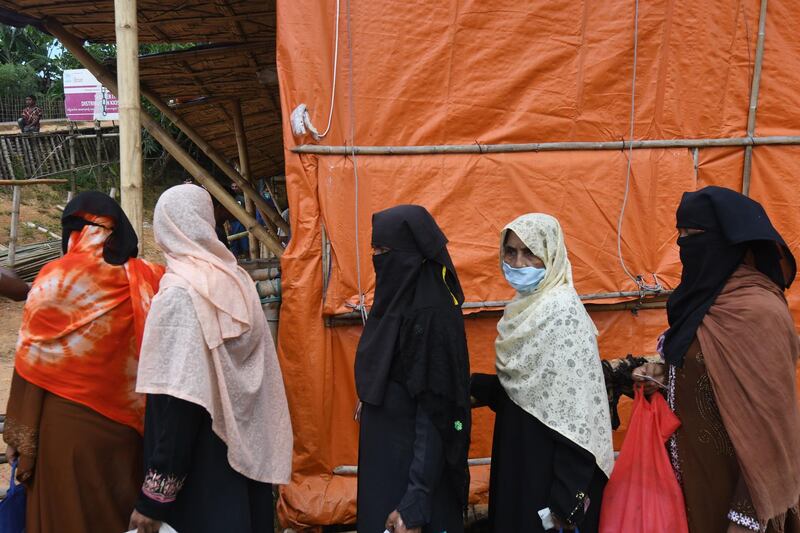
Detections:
[4, 137, 20, 267]
[742, 0, 768, 196]
[69, 129, 77, 196]
[114, 0, 143, 250]
[231, 99, 258, 259]
[95, 121, 102, 164]
[8, 180, 20, 268]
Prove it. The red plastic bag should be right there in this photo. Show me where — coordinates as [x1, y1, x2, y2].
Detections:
[599, 387, 689, 533]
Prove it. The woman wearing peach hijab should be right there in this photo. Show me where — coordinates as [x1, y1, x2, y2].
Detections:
[129, 185, 293, 533]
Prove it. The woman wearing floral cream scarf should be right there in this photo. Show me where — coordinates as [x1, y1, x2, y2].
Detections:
[471, 213, 614, 532]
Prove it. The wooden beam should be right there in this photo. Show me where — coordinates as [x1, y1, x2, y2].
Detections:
[114, 0, 143, 248]
[43, 18, 284, 257]
[231, 98, 259, 260]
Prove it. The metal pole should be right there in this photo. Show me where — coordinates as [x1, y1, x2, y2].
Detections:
[742, 0, 769, 196]
[114, 0, 144, 249]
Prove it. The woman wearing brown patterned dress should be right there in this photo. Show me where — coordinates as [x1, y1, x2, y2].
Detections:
[635, 187, 800, 533]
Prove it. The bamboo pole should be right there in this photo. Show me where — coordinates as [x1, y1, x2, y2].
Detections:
[25, 222, 60, 240]
[0, 179, 68, 186]
[138, 111, 283, 256]
[742, 0, 769, 197]
[114, 0, 143, 248]
[0, 138, 12, 180]
[231, 99, 258, 260]
[327, 292, 670, 325]
[43, 18, 288, 237]
[8, 183, 20, 267]
[292, 135, 800, 156]
[69, 134, 77, 195]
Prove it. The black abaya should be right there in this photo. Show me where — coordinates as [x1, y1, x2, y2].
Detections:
[135, 394, 274, 533]
[358, 380, 464, 533]
[471, 374, 607, 533]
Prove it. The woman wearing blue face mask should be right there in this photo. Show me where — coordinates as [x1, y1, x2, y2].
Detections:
[471, 213, 614, 533]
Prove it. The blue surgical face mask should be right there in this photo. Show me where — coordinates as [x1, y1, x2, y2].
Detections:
[502, 261, 546, 293]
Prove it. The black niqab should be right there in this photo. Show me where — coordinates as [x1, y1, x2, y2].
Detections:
[663, 186, 795, 366]
[354, 204, 471, 506]
[355, 204, 463, 405]
[61, 191, 139, 265]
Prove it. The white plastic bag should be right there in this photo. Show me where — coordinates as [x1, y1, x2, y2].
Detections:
[125, 523, 178, 533]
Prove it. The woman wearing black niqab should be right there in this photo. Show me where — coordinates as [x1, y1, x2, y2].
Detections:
[355, 205, 471, 533]
[634, 186, 800, 532]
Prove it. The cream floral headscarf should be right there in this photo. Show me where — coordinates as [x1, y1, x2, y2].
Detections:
[496, 213, 614, 477]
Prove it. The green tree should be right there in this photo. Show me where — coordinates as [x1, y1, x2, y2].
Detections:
[0, 63, 39, 97]
[0, 25, 58, 93]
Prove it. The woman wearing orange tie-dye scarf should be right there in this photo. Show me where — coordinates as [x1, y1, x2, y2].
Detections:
[2, 191, 164, 533]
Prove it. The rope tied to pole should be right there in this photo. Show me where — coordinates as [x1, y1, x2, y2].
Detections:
[616, 0, 664, 295]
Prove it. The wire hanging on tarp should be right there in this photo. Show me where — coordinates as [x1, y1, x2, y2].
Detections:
[289, 0, 341, 142]
[344, 0, 367, 325]
[616, 0, 664, 295]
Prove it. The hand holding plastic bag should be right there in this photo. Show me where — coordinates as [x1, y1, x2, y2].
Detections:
[599, 387, 689, 533]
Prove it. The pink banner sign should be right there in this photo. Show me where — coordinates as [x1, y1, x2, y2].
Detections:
[63, 69, 119, 121]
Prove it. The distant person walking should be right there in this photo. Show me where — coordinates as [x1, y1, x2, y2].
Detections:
[17, 95, 42, 133]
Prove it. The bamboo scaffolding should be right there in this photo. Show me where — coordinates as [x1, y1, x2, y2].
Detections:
[115, 0, 144, 246]
[43, 18, 288, 238]
[231, 98, 259, 260]
[43, 18, 284, 256]
[292, 135, 800, 156]
[742, 0, 769, 196]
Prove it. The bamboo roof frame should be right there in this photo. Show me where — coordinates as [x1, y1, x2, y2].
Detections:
[0, 0, 284, 177]
[0, 0, 276, 43]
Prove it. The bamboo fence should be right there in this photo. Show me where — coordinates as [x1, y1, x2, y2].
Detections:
[0, 94, 66, 123]
[0, 131, 119, 180]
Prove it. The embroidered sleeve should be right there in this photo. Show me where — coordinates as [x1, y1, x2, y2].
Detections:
[141, 468, 186, 504]
[3, 415, 38, 457]
[727, 477, 766, 532]
[134, 394, 205, 520]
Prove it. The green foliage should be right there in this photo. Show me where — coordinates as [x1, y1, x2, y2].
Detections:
[0, 25, 59, 93]
[0, 63, 39, 97]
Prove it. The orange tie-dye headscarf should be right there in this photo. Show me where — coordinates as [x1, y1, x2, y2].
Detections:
[14, 213, 163, 434]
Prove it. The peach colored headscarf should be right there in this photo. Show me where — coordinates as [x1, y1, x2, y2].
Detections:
[137, 185, 293, 483]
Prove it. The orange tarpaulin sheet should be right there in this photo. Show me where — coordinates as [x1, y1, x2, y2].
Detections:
[275, 0, 800, 528]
